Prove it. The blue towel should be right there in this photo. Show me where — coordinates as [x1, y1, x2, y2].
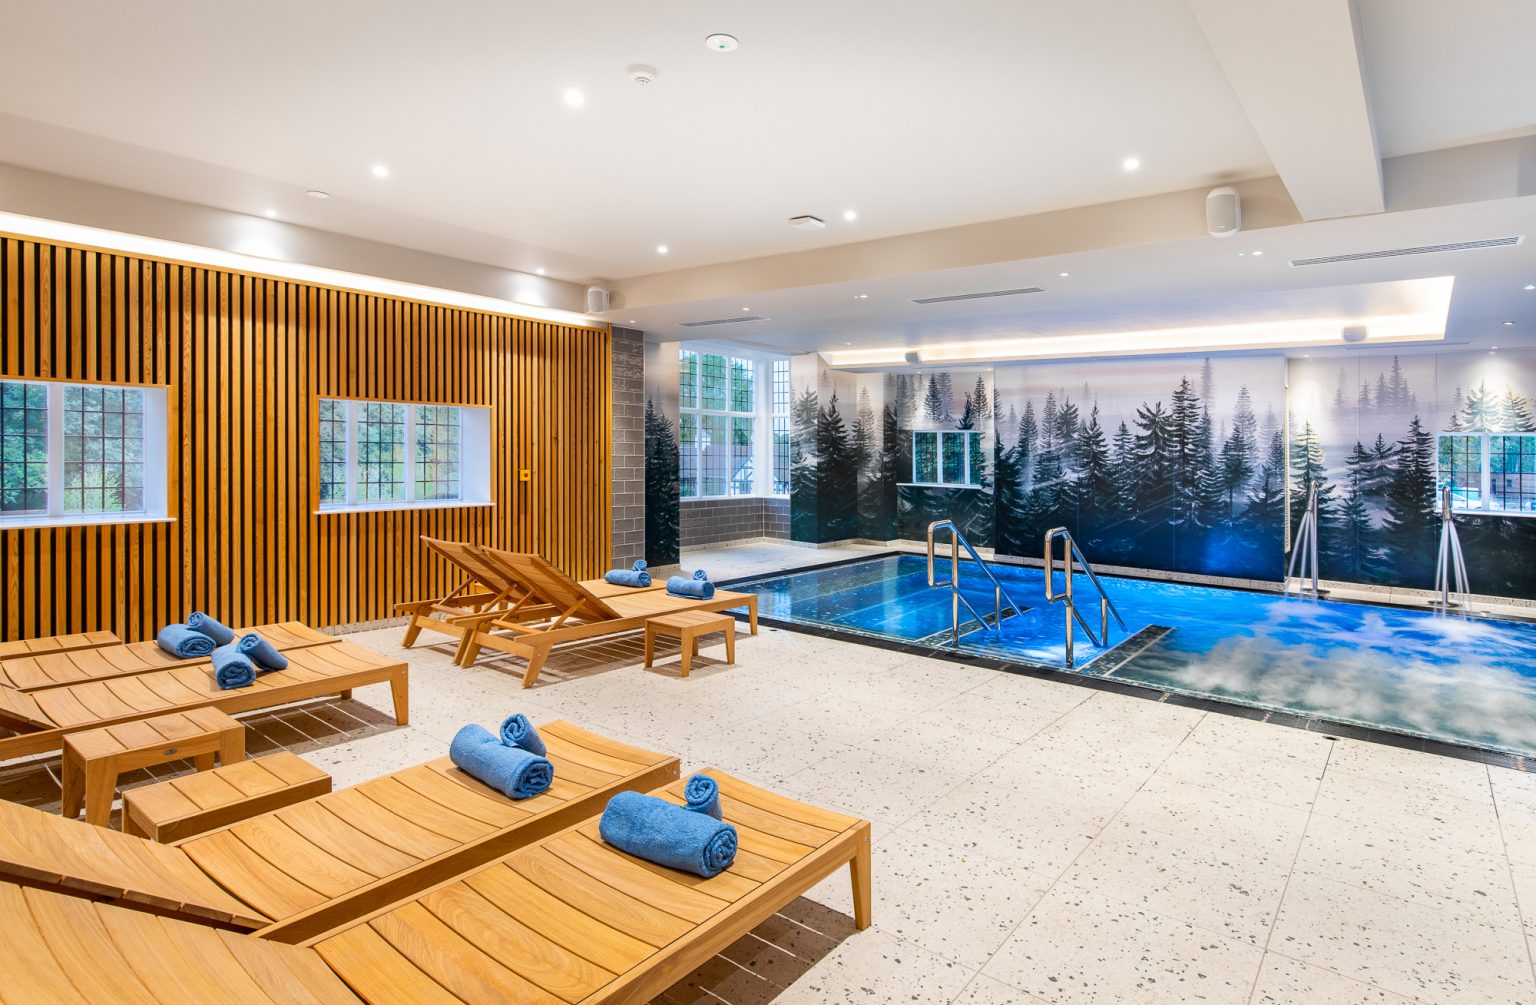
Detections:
[155, 623, 217, 659]
[211, 644, 256, 690]
[498, 713, 547, 757]
[604, 569, 652, 588]
[599, 791, 738, 878]
[235, 632, 288, 671]
[692, 569, 708, 581]
[666, 575, 714, 600]
[683, 773, 722, 820]
[449, 724, 554, 800]
[186, 611, 236, 646]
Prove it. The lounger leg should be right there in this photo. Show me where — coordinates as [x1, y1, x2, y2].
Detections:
[643, 627, 655, 669]
[520, 646, 550, 688]
[851, 826, 872, 930]
[60, 752, 85, 820]
[724, 624, 735, 665]
[220, 726, 246, 767]
[389, 670, 410, 725]
[680, 634, 693, 679]
[83, 760, 117, 828]
[338, 689, 353, 700]
[458, 633, 484, 667]
[748, 597, 758, 635]
[401, 616, 424, 648]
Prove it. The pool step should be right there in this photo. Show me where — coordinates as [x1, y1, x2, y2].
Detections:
[913, 604, 1029, 648]
[1092, 624, 1174, 676]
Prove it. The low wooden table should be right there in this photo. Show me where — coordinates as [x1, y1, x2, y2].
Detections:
[644, 610, 736, 678]
[61, 707, 246, 828]
[123, 750, 333, 842]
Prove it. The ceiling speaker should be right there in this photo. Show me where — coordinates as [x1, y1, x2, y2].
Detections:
[1341, 325, 1368, 343]
[586, 286, 610, 314]
[1206, 186, 1241, 238]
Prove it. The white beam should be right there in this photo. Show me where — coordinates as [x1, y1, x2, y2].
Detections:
[1187, 0, 1384, 220]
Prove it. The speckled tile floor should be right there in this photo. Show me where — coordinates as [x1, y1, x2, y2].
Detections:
[8, 606, 1536, 1003]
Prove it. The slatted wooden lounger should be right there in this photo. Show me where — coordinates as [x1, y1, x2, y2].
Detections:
[0, 640, 408, 760]
[0, 629, 120, 661]
[0, 620, 338, 692]
[458, 548, 759, 687]
[0, 722, 678, 944]
[0, 769, 871, 1004]
[398, 538, 664, 654]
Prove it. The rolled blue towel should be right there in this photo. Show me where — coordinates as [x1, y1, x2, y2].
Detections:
[599, 790, 737, 878]
[449, 723, 554, 800]
[604, 568, 653, 588]
[666, 575, 714, 600]
[692, 569, 707, 581]
[235, 632, 288, 671]
[498, 713, 547, 757]
[186, 611, 236, 646]
[683, 773, 722, 820]
[155, 623, 217, 659]
[211, 644, 256, 690]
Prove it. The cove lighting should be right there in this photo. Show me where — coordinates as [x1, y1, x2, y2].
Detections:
[0, 210, 602, 329]
[823, 279, 1455, 368]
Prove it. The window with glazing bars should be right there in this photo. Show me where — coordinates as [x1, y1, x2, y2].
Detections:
[0, 381, 47, 514]
[771, 359, 791, 494]
[1437, 431, 1536, 516]
[318, 398, 479, 510]
[678, 349, 759, 498]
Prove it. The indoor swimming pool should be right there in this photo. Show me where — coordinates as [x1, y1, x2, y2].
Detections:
[732, 553, 1536, 757]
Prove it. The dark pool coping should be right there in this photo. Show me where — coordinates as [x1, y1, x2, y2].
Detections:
[717, 553, 1535, 773]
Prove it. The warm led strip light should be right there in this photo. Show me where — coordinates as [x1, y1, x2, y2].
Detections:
[825, 280, 1455, 368]
[0, 211, 603, 329]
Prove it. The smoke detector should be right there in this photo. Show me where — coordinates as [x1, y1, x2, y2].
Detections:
[628, 64, 658, 85]
[789, 215, 826, 231]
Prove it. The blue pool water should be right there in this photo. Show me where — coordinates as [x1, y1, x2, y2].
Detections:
[734, 554, 1536, 756]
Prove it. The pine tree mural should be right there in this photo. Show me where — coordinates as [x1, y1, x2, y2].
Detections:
[1018, 401, 1038, 478]
[815, 392, 859, 539]
[992, 431, 1028, 556]
[1461, 380, 1498, 430]
[1245, 430, 1287, 543]
[853, 387, 882, 535]
[937, 372, 955, 424]
[1381, 416, 1438, 587]
[879, 402, 904, 535]
[1076, 406, 1114, 542]
[789, 386, 820, 540]
[643, 396, 679, 566]
[1339, 442, 1379, 580]
[922, 375, 945, 424]
[1499, 388, 1535, 432]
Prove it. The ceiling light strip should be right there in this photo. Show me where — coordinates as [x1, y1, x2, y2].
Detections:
[0, 210, 603, 329]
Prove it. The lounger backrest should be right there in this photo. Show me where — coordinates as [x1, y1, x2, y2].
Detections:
[0, 882, 360, 1003]
[421, 536, 524, 598]
[481, 548, 620, 622]
[0, 799, 269, 929]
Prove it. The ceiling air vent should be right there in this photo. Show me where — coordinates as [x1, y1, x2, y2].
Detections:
[678, 315, 770, 328]
[1289, 236, 1522, 267]
[911, 287, 1045, 305]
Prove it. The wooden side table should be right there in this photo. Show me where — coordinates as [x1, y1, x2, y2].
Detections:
[644, 611, 736, 678]
[123, 751, 332, 842]
[61, 707, 246, 828]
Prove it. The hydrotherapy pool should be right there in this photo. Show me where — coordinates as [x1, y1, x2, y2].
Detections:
[731, 553, 1536, 758]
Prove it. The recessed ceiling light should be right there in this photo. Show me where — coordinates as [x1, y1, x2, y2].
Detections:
[1122, 156, 1141, 172]
[705, 33, 738, 52]
[262, 209, 277, 219]
[844, 342, 853, 346]
[1493, 346, 1500, 350]
[306, 189, 330, 200]
[1504, 320, 1516, 325]
[1237, 251, 1247, 257]
[656, 244, 669, 255]
[741, 307, 750, 312]
[563, 88, 585, 108]
[535, 268, 546, 276]
[1251, 250, 1264, 256]
[1058, 272, 1070, 278]
[370, 164, 390, 179]
[843, 209, 857, 221]
[854, 294, 868, 299]
[1525, 284, 1535, 291]
[1303, 354, 1311, 358]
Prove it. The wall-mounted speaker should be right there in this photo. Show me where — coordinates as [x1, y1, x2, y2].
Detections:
[586, 286, 610, 314]
[1341, 325, 1368, 343]
[1206, 186, 1241, 238]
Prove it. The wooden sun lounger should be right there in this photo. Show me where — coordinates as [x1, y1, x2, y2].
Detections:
[0, 770, 871, 1004]
[0, 629, 120, 661]
[0, 621, 337, 692]
[0, 722, 677, 943]
[399, 538, 665, 654]
[0, 641, 408, 760]
[458, 549, 758, 687]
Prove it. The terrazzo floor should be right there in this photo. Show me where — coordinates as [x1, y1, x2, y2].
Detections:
[8, 573, 1536, 1001]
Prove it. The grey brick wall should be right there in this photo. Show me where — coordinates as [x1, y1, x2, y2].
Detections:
[680, 497, 791, 548]
[610, 327, 646, 568]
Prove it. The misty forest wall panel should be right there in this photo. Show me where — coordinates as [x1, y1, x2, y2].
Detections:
[642, 339, 680, 566]
[1289, 348, 1536, 598]
[0, 236, 611, 641]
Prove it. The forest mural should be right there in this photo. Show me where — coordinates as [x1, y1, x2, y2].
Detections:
[1289, 348, 1536, 598]
[642, 340, 680, 567]
[989, 356, 1287, 579]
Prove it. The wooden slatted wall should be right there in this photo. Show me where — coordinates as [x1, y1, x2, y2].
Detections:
[0, 235, 612, 642]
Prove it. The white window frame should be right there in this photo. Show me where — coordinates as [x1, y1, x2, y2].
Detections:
[906, 429, 984, 489]
[0, 378, 173, 529]
[315, 397, 493, 515]
[1437, 430, 1536, 517]
[678, 345, 788, 500]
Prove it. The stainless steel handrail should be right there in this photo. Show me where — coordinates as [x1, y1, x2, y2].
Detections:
[1285, 485, 1321, 598]
[926, 519, 1027, 647]
[1433, 485, 1471, 611]
[1043, 527, 1127, 667]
